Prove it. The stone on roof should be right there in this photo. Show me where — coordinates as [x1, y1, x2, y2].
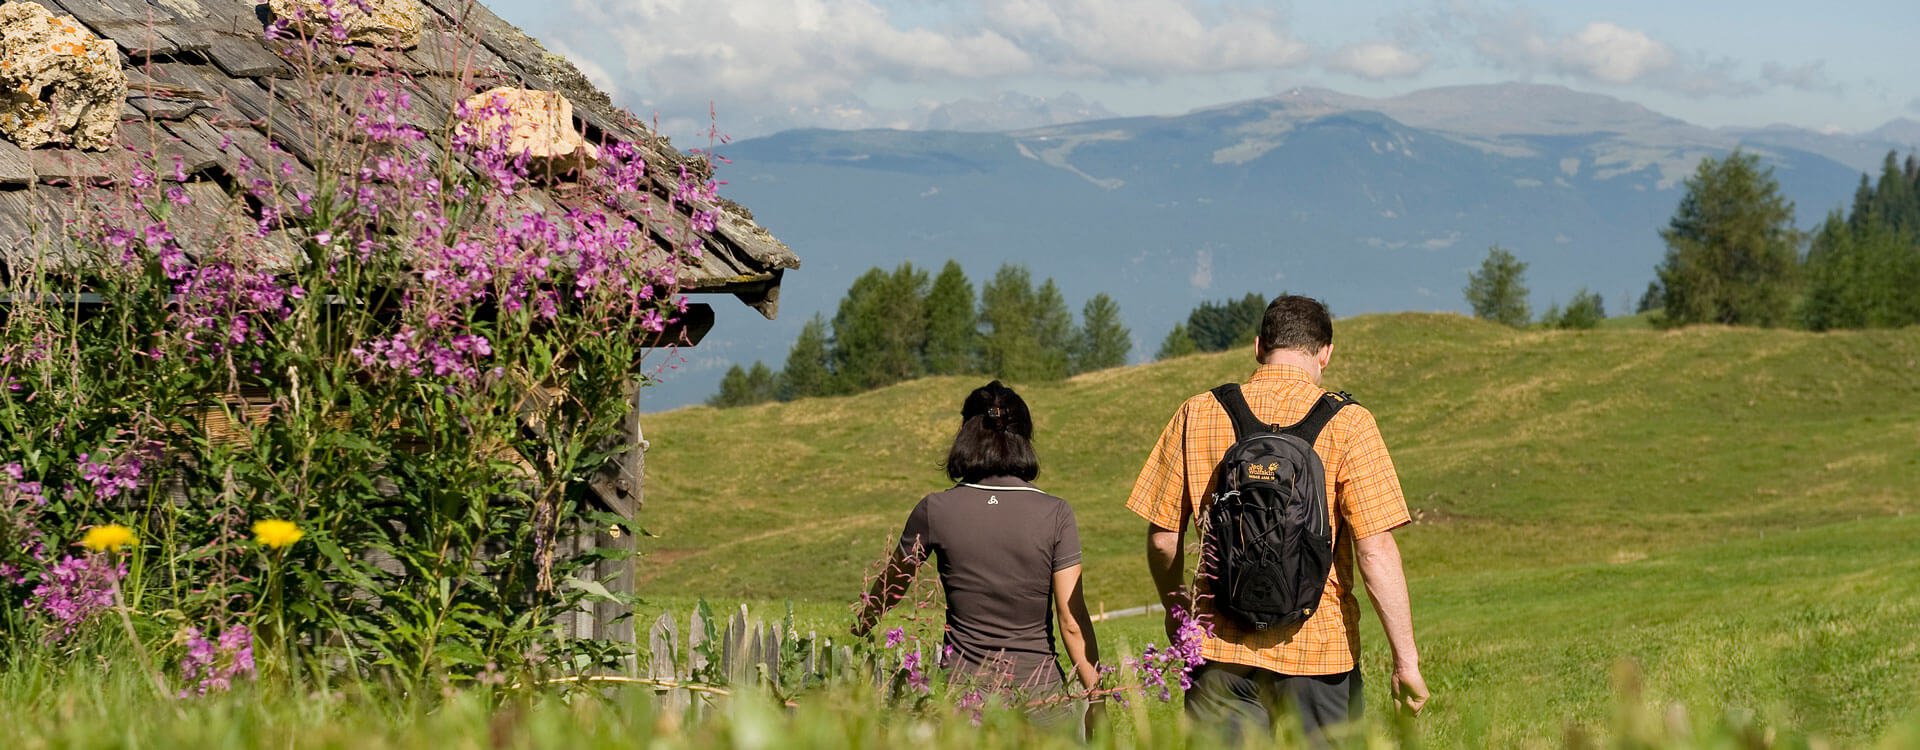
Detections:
[0, 0, 797, 317]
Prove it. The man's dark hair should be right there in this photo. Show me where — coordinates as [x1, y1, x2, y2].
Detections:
[945, 380, 1039, 483]
[1258, 295, 1334, 356]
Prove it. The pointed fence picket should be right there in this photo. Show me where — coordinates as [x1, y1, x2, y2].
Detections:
[642, 604, 859, 707]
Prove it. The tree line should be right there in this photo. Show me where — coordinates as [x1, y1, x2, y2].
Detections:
[710, 261, 1133, 407]
[1153, 292, 1269, 360]
[1465, 149, 1920, 331]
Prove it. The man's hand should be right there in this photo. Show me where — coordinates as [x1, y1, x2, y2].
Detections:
[1356, 531, 1427, 716]
[1391, 664, 1429, 715]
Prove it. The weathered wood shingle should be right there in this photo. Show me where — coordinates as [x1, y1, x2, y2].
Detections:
[0, 0, 799, 317]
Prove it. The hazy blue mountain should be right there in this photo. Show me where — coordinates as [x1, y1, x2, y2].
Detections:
[644, 83, 1884, 409]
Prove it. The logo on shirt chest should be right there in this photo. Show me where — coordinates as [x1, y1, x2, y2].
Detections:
[987, 496, 1000, 505]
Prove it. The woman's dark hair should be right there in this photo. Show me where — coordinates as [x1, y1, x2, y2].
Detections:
[944, 380, 1039, 483]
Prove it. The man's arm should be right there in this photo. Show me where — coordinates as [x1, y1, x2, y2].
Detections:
[1146, 522, 1186, 642]
[1355, 530, 1428, 715]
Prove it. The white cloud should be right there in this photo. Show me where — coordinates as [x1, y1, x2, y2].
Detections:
[571, 0, 1030, 107]
[1188, 247, 1213, 291]
[1451, 8, 1754, 97]
[980, 0, 1309, 76]
[1760, 60, 1841, 94]
[546, 0, 1307, 137]
[1552, 22, 1672, 84]
[1325, 42, 1429, 80]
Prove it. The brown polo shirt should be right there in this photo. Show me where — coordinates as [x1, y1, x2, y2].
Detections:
[898, 476, 1081, 688]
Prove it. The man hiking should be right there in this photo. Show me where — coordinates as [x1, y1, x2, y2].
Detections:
[1127, 295, 1428, 745]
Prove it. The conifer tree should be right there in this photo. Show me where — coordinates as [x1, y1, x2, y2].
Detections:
[832, 263, 930, 390]
[1653, 150, 1798, 327]
[923, 260, 980, 375]
[778, 314, 835, 400]
[1029, 280, 1074, 380]
[1156, 323, 1200, 360]
[1465, 245, 1532, 327]
[708, 362, 778, 407]
[1871, 151, 1920, 233]
[1848, 173, 1875, 233]
[1799, 211, 1919, 329]
[1186, 292, 1267, 351]
[978, 264, 1051, 381]
[1636, 281, 1664, 315]
[1554, 288, 1606, 329]
[1072, 293, 1131, 373]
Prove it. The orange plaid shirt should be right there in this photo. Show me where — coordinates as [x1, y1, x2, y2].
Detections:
[1126, 364, 1410, 675]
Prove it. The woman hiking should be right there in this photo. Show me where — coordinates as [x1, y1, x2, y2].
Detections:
[853, 381, 1102, 727]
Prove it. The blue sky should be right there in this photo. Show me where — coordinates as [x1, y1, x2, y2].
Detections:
[490, 0, 1918, 140]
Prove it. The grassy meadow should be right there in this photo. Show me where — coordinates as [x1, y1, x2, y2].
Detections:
[637, 313, 1920, 746]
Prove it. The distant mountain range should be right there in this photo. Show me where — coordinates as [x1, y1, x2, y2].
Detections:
[644, 83, 1920, 409]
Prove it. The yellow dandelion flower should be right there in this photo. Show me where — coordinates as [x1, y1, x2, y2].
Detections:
[80, 524, 136, 552]
[252, 519, 304, 549]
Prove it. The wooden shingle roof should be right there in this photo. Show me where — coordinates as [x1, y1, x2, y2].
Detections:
[0, 0, 798, 317]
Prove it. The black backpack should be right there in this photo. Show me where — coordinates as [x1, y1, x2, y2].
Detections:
[1200, 384, 1353, 631]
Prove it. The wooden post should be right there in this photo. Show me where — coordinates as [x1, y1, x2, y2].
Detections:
[592, 377, 644, 651]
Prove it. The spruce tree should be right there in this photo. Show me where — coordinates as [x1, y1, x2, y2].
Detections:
[708, 365, 752, 408]
[979, 264, 1041, 381]
[1464, 245, 1532, 327]
[1156, 324, 1200, 360]
[1072, 293, 1131, 373]
[1848, 173, 1875, 233]
[778, 314, 835, 400]
[1872, 151, 1920, 234]
[832, 263, 930, 390]
[1636, 281, 1664, 315]
[744, 362, 779, 404]
[1555, 288, 1605, 329]
[709, 362, 777, 407]
[923, 260, 979, 375]
[1186, 292, 1267, 351]
[1654, 150, 1799, 327]
[1029, 280, 1074, 380]
[1800, 212, 1918, 330]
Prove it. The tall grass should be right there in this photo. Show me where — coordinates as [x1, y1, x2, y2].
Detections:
[636, 315, 1920, 746]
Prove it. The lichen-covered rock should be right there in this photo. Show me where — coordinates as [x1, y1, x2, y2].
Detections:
[461, 87, 599, 176]
[267, 0, 423, 49]
[0, 2, 125, 151]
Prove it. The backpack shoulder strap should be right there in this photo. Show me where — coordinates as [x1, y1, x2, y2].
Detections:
[1208, 383, 1267, 440]
[1281, 391, 1355, 447]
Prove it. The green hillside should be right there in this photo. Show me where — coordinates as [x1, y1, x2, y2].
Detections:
[639, 313, 1920, 745]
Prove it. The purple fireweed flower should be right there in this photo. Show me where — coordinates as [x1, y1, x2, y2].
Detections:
[884, 627, 904, 649]
[901, 651, 930, 694]
[26, 554, 124, 642]
[76, 451, 142, 500]
[1121, 605, 1212, 700]
[179, 624, 256, 696]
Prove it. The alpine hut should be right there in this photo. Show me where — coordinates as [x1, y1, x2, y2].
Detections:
[0, 0, 798, 644]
